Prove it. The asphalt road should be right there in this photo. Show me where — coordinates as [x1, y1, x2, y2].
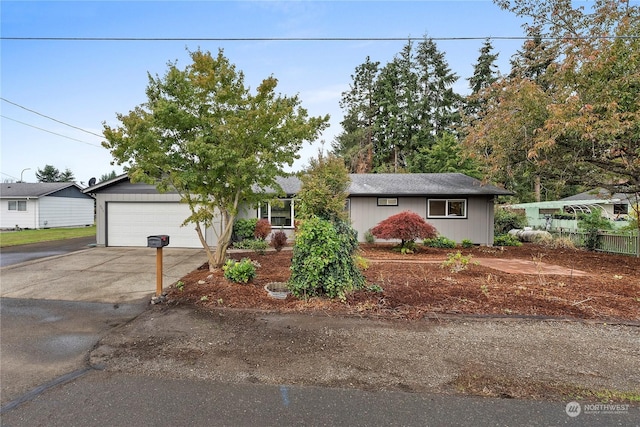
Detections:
[0, 236, 96, 267]
[5, 371, 635, 426]
[0, 298, 147, 408]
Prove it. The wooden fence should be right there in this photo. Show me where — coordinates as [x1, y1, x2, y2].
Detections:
[553, 230, 640, 257]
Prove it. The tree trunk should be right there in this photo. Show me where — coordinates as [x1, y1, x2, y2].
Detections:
[194, 223, 216, 270]
[210, 210, 235, 271]
[534, 175, 541, 202]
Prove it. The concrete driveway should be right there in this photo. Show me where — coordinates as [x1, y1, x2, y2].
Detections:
[0, 246, 207, 303]
[1, 246, 207, 407]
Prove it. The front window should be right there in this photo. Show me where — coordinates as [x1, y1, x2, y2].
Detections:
[258, 199, 294, 227]
[428, 199, 467, 218]
[8, 201, 27, 211]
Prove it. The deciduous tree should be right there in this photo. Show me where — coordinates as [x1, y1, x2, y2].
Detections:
[370, 211, 438, 249]
[491, 0, 640, 199]
[103, 49, 329, 270]
[296, 153, 350, 222]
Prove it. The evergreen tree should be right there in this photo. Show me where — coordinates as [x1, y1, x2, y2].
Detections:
[332, 57, 380, 173]
[413, 37, 461, 142]
[409, 132, 481, 178]
[59, 168, 75, 182]
[36, 165, 61, 182]
[509, 27, 559, 90]
[334, 38, 461, 174]
[465, 39, 500, 121]
[99, 170, 118, 182]
[372, 41, 419, 172]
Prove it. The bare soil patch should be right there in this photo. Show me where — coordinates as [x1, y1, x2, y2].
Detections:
[167, 243, 639, 322]
[92, 243, 640, 403]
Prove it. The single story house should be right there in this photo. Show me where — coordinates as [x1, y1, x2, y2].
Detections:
[84, 173, 511, 248]
[506, 188, 634, 231]
[1, 182, 95, 230]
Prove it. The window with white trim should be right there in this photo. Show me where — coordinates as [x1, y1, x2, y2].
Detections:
[427, 199, 467, 218]
[8, 201, 27, 211]
[258, 199, 294, 227]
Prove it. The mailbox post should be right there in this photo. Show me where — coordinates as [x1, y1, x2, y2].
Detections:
[147, 235, 170, 296]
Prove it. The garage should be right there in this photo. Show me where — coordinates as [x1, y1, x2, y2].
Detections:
[106, 202, 205, 248]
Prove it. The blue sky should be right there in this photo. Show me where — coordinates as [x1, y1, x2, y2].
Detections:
[1, 1, 544, 184]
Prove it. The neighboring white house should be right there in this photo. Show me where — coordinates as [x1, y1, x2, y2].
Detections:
[1, 182, 95, 229]
[507, 188, 634, 231]
[84, 173, 511, 248]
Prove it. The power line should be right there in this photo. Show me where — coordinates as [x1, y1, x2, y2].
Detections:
[0, 97, 104, 138]
[1, 36, 639, 41]
[1, 172, 20, 181]
[0, 115, 103, 148]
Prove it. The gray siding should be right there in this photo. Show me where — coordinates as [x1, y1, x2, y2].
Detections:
[94, 191, 217, 247]
[349, 196, 495, 245]
[349, 196, 425, 242]
[48, 186, 94, 199]
[426, 197, 494, 245]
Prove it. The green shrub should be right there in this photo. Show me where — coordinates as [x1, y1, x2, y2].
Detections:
[578, 211, 613, 251]
[493, 234, 522, 246]
[364, 229, 375, 244]
[461, 239, 474, 248]
[223, 258, 256, 283]
[232, 238, 268, 253]
[233, 218, 258, 241]
[249, 239, 268, 254]
[392, 240, 416, 254]
[233, 239, 255, 249]
[441, 251, 476, 273]
[424, 236, 456, 248]
[494, 207, 527, 235]
[289, 216, 365, 301]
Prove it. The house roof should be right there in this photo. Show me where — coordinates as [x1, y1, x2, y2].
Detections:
[85, 173, 511, 197]
[561, 188, 631, 203]
[0, 182, 85, 198]
[347, 173, 511, 196]
[83, 174, 130, 193]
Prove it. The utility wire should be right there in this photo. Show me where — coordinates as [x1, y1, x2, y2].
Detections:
[1, 172, 21, 181]
[1, 97, 104, 138]
[1, 115, 103, 148]
[1, 36, 639, 41]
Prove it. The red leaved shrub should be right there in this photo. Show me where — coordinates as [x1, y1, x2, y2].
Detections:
[370, 211, 438, 247]
[270, 230, 288, 252]
[254, 219, 272, 240]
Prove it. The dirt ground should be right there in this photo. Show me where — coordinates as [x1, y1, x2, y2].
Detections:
[92, 243, 640, 402]
[168, 243, 640, 322]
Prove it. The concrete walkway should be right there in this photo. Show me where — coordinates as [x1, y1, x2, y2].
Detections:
[0, 247, 207, 303]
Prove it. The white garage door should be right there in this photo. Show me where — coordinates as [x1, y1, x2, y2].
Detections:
[107, 202, 204, 248]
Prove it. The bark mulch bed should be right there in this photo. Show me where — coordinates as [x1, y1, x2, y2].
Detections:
[166, 243, 640, 322]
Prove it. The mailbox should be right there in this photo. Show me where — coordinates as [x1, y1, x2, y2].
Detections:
[147, 235, 170, 248]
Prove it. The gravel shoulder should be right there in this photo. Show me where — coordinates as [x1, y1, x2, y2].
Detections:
[91, 305, 640, 401]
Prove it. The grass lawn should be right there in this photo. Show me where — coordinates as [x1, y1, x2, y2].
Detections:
[0, 225, 96, 247]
